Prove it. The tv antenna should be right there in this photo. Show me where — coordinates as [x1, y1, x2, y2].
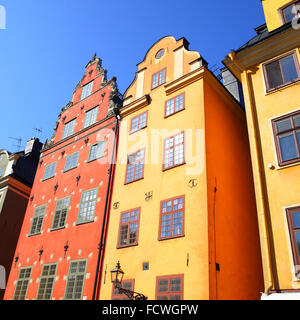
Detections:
[210, 63, 223, 81]
[34, 128, 43, 138]
[8, 137, 23, 152]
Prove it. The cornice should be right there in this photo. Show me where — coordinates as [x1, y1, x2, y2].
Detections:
[230, 27, 300, 70]
[0, 176, 31, 197]
[164, 67, 205, 96]
[120, 95, 151, 117]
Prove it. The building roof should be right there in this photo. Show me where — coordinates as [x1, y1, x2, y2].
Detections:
[236, 22, 292, 53]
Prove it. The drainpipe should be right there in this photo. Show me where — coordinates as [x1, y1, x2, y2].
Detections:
[228, 52, 274, 296]
[92, 109, 120, 300]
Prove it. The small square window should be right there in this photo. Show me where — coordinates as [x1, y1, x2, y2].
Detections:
[143, 262, 149, 271]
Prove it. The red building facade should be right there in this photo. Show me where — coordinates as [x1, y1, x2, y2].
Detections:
[4, 56, 121, 300]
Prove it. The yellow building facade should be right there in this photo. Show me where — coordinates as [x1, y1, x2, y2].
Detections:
[99, 36, 263, 300]
[224, 0, 300, 299]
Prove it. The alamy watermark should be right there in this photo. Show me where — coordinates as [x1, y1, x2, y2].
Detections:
[0, 265, 6, 290]
[292, 5, 300, 30]
[95, 121, 205, 176]
[0, 5, 6, 30]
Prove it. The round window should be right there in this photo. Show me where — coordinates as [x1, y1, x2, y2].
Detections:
[156, 49, 165, 59]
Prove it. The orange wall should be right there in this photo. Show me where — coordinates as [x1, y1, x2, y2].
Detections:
[204, 80, 264, 300]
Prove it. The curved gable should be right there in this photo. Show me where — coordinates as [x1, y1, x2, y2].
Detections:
[123, 36, 201, 104]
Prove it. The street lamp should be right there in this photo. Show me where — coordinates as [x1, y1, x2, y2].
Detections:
[111, 261, 124, 286]
[110, 261, 147, 300]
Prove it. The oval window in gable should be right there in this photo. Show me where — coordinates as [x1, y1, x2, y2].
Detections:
[156, 49, 165, 59]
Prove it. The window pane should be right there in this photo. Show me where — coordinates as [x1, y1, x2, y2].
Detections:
[279, 133, 298, 161]
[78, 189, 98, 223]
[276, 118, 292, 133]
[283, 5, 297, 22]
[293, 211, 300, 228]
[84, 107, 98, 128]
[266, 60, 284, 89]
[81, 82, 94, 100]
[295, 231, 300, 259]
[293, 115, 300, 128]
[96, 142, 104, 158]
[281, 55, 299, 83]
[65, 261, 86, 300]
[63, 120, 75, 139]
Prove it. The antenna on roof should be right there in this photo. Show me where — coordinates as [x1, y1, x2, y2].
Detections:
[34, 128, 43, 138]
[210, 63, 223, 82]
[8, 137, 23, 152]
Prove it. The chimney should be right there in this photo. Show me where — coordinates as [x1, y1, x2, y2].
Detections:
[24, 138, 43, 158]
[221, 67, 245, 108]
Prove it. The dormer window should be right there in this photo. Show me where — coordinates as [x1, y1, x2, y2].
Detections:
[81, 81, 94, 100]
[281, 1, 300, 23]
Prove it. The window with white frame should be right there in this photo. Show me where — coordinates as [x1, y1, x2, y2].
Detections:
[81, 81, 94, 100]
[62, 119, 76, 140]
[43, 162, 56, 180]
[77, 188, 98, 224]
[36, 264, 57, 300]
[64, 152, 79, 172]
[13, 267, 32, 300]
[64, 260, 87, 300]
[29, 204, 47, 235]
[152, 69, 166, 89]
[84, 106, 98, 128]
[163, 132, 185, 170]
[88, 142, 105, 162]
[51, 197, 70, 230]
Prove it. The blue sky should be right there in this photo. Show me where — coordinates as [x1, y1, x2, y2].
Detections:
[0, 0, 265, 152]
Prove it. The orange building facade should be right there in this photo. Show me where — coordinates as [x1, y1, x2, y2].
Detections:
[99, 36, 264, 300]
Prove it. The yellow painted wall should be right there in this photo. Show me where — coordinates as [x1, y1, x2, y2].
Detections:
[224, 42, 300, 292]
[100, 37, 210, 300]
[262, 0, 297, 32]
[245, 48, 300, 290]
[99, 36, 264, 300]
